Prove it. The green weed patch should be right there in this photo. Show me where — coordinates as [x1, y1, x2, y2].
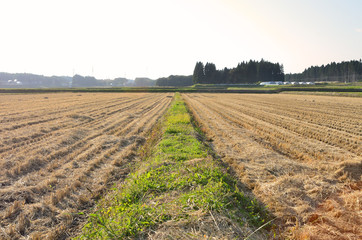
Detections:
[77, 93, 270, 239]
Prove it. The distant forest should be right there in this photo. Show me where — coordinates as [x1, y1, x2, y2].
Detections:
[0, 73, 156, 88]
[2, 59, 361, 88]
[72, 75, 155, 87]
[155, 75, 193, 86]
[285, 60, 362, 82]
[192, 60, 285, 84]
[0, 72, 72, 88]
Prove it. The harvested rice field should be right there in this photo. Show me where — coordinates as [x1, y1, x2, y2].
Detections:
[183, 93, 361, 239]
[1, 92, 361, 239]
[0, 92, 173, 239]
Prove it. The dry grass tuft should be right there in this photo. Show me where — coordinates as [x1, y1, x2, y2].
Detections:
[294, 181, 362, 239]
[50, 186, 71, 206]
[334, 160, 362, 181]
[30, 232, 43, 240]
[46, 225, 67, 240]
[3, 200, 24, 219]
[71, 180, 82, 190]
[4, 224, 17, 239]
[150, 210, 268, 240]
[78, 194, 91, 207]
[59, 211, 74, 226]
[17, 212, 30, 235]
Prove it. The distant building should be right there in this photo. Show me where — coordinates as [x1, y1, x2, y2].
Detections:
[260, 81, 315, 86]
[259, 81, 283, 86]
[1, 79, 23, 86]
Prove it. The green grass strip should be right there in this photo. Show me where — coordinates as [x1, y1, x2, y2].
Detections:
[76, 93, 270, 239]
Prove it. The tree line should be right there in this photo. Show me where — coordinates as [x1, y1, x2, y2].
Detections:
[0, 72, 72, 88]
[72, 75, 155, 87]
[285, 60, 362, 82]
[156, 75, 193, 86]
[193, 59, 284, 84]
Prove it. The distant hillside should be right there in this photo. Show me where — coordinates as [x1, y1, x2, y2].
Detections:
[0, 72, 72, 88]
[0, 72, 135, 88]
[72, 75, 134, 87]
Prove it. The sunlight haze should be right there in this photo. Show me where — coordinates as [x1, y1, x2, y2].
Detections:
[0, 0, 361, 79]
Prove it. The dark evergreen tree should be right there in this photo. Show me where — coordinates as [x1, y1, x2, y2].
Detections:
[192, 62, 205, 84]
[220, 67, 230, 83]
[246, 60, 258, 83]
[204, 62, 217, 83]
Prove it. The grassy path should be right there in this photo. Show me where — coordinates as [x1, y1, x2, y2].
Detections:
[77, 93, 271, 239]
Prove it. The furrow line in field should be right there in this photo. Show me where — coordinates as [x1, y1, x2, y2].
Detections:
[200, 97, 358, 163]
[218, 95, 361, 135]
[0, 94, 129, 116]
[113, 96, 172, 137]
[0, 94, 159, 156]
[226, 94, 361, 119]
[0, 94, 108, 120]
[0, 95, 145, 131]
[0, 94, 172, 194]
[213, 100, 361, 155]
[223, 94, 362, 133]
[1, 95, 170, 182]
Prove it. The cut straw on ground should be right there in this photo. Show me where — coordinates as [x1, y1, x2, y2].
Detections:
[76, 93, 272, 239]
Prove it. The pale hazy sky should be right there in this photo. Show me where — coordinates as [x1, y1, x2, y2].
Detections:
[0, 0, 361, 79]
